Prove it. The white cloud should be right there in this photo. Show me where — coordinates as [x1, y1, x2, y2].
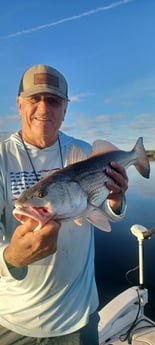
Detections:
[0, 0, 134, 39]
[69, 92, 93, 103]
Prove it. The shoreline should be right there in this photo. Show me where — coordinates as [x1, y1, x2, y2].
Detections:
[147, 150, 155, 161]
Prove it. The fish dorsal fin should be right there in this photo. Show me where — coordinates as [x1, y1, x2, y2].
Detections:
[67, 144, 87, 165]
[90, 140, 119, 157]
[68, 141, 119, 163]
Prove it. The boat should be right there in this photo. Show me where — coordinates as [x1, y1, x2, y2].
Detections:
[98, 224, 155, 344]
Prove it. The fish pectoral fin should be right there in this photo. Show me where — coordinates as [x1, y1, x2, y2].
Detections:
[74, 217, 83, 226]
[86, 207, 111, 232]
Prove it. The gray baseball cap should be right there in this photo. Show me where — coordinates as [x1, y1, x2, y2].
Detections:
[18, 64, 69, 100]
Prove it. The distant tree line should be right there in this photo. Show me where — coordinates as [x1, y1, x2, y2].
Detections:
[147, 150, 155, 161]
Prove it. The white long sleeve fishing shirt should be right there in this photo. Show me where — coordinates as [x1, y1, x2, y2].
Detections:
[0, 131, 126, 337]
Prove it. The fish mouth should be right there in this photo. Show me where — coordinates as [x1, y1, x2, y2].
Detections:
[13, 206, 52, 229]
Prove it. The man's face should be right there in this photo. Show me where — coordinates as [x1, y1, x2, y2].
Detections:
[17, 93, 67, 145]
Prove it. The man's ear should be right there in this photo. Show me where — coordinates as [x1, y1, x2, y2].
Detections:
[16, 96, 21, 110]
[16, 97, 22, 118]
[63, 102, 68, 120]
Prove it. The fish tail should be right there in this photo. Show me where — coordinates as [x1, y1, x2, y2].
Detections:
[134, 137, 150, 178]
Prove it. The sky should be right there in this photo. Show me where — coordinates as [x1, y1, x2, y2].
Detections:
[0, 0, 155, 150]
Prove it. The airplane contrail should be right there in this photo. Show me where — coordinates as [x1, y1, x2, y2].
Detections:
[1, 0, 134, 39]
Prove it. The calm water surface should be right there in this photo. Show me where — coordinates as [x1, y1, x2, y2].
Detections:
[95, 162, 155, 320]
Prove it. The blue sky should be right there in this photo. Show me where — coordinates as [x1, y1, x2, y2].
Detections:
[0, 0, 155, 150]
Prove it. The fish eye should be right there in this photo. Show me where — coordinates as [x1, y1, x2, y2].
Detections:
[37, 190, 47, 198]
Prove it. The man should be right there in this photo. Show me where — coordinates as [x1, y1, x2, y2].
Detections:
[0, 64, 128, 344]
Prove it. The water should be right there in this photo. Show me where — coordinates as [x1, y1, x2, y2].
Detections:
[95, 162, 155, 320]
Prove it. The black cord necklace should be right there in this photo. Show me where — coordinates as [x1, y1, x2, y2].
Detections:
[58, 134, 64, 168]
[20, 133, 64, 183]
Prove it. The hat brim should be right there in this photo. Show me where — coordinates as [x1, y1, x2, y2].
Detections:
[19, 86, 68, 100]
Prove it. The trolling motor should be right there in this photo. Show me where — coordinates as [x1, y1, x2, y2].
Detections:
[130, 224, 155, 289]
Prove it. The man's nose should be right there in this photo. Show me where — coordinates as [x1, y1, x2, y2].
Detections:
[37, 98, 50, 111]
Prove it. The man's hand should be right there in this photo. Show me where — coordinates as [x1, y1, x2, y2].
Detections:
[105, 161, 128, 214]
[4, 218, 61, 267]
